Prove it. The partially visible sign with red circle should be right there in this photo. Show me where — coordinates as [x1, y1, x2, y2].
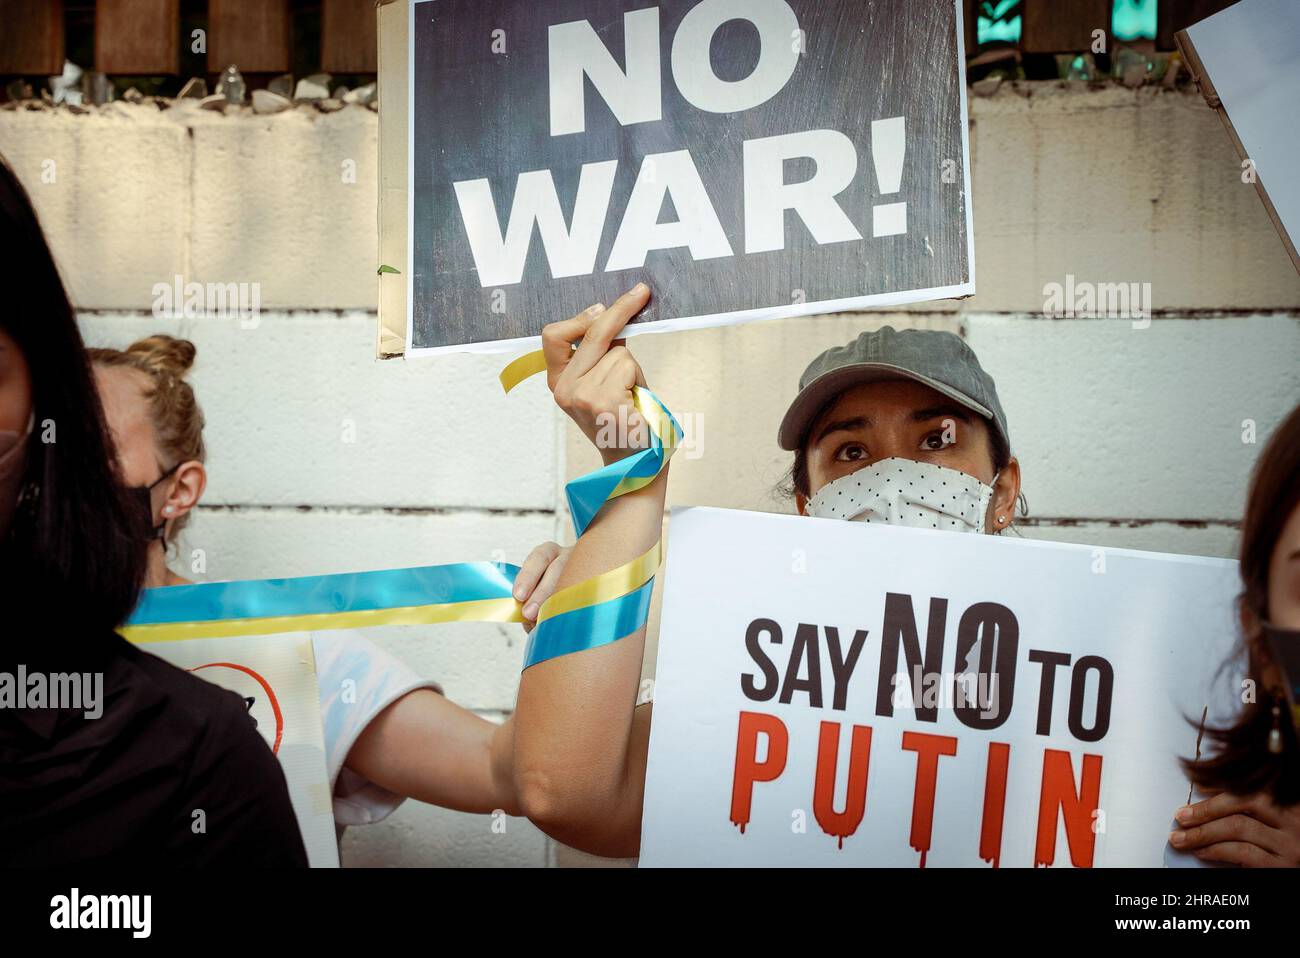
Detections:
[189, 662, 285, 754]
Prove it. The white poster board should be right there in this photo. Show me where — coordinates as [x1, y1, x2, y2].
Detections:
[140, 632, 340, 868]
[641, 507, 1241, 867]
[1180, 0, 1300, 272]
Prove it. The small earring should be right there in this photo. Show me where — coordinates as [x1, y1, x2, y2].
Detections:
[997, 515, 1006, 524]
[1269, 702, 1284, 755]
[163, 506, 174, 516]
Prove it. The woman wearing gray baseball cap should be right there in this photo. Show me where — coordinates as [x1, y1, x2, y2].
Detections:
[509, 284, 1022, 857]
[776, 318, 1021, 534]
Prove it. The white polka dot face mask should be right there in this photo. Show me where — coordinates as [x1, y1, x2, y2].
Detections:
[805, 457, 999, 534]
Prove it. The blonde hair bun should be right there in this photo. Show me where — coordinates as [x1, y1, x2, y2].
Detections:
[124, 335, 197, 379]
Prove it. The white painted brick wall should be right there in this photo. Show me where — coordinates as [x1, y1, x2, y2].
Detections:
[79, 313, 560, 510]
[963, 314, 1300, 522]
[187, 106, 380, 310]
[1, 84, 1296, 867]
[967, 85, 1300, 311]
[0, 105, 189, 309]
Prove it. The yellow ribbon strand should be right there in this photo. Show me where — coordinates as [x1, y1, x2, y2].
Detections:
[122, 596, 525, 644]
[500, 350, 549, 393]
[536, 539, 662, 623]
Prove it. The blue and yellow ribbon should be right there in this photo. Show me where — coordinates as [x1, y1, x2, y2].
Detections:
[121, 561, 524, 644]
[123, 350, 679, 671]
[500, 351, 681, 668]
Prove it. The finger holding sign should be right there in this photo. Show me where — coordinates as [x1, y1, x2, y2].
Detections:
[1175, 790, 1285, 830]
[540, 303, 604, 390]
[568, 283, 649, 375]
[1170, 811, 1278, 858]
[1191, 840, 1282, 867]
[541, 283, 652, 465]
[1174, 789, 1300, 866]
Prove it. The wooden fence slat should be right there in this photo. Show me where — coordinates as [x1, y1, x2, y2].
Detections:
[208, 0, 293, 74]
[0, 0, 65, 76]
[96, 0, 181, 75]
[963, 0, 979, 52]
[1157, 0, 1238, 50]
[1021, 0, 1111, 54]
[322, 0, 378, 74]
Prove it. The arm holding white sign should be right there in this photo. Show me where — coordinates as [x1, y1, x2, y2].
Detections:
[511, 284, 663, 858]
[1171, 406, 1300, 867]
[506, 292, 1038, 856]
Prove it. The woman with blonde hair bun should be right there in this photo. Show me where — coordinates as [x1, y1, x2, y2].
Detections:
[91, 335, 571, 842]
[89, 335, 207, 585]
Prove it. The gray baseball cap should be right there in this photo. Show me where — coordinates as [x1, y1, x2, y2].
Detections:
[777, 326, 1010, 453]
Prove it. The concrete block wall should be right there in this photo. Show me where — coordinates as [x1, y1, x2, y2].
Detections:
[2, 81, 1298, 868]
[965, 85, 1299, 312]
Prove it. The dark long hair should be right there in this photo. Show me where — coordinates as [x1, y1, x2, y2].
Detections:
[1186, 403, 1300, 804]
[0, 153, 147, 648]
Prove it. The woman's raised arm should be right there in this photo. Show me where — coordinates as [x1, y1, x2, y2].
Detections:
[507, 283, 665, 857]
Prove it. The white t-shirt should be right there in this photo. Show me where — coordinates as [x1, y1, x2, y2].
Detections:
[310, 629, 441, 828]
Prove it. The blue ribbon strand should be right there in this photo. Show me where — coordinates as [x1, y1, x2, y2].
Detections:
[128, 562, 520, 626]
[564, 388, 682, 536]
[523, 579, 656, 669]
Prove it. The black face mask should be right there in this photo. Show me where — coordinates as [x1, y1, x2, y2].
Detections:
[124, 464, 179, 544]
[1263, 622, 1300, 731]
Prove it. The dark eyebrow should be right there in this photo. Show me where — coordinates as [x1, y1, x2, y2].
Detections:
[912, 404, 972, 425]
[814, 416, 870, 445]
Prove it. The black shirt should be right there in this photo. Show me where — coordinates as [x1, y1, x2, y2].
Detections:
[0, 633, 308, 867]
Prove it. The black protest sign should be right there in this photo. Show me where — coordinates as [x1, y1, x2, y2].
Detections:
[407, 0, 973, 353]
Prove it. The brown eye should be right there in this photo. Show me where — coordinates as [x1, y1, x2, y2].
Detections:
[921, 431, 953, 452]
[835, 442, 868, 462]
